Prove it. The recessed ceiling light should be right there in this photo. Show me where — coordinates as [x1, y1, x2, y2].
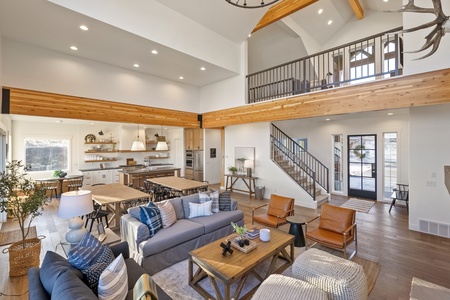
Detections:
[318, 8, 323, 14]
[248, 33, 252, 38]
[383, 0, 389, 2]
[56, 120, 63, 123]
[179, 76, 184, 80]
[328, 20, 333, 25]
[70, 46, 78, 51]
[387, 112, 394, 116]
[200, 67, 206, 71]
[79, 25, 88, 31]
[134, 64, 139, 68]
[325, 118, 331, 121]
[90, 122, 95, 125]
[151, 50, 158, 55]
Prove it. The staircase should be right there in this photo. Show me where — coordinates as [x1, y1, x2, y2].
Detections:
[270, 124, 329, 205]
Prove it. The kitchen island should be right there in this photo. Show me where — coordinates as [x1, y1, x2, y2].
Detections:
[119, 167, 181, 189]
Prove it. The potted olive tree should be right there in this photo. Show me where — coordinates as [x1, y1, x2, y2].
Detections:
[0, 160, 49, 276]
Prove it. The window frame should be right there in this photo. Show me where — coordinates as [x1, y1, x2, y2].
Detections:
[24, 135, 72, 173]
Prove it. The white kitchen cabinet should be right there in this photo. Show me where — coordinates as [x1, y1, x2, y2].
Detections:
[83, 169, 119, 186]
[83, 171, 94, 187]
[111, 169, 120, 183]
[94, 170, 112, 184]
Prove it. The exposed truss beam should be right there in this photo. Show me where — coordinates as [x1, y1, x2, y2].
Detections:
[253, 0, 318, 33]
[348, 0, 364, 19]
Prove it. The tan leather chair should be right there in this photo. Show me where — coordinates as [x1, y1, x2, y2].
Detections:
[252, 194, 295, 228]
[306, 204, 357, 259]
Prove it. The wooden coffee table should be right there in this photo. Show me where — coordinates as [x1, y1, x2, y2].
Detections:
[188, 226, 294, 300]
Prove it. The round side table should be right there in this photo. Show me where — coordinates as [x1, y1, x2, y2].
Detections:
[286, 215, 308, 247]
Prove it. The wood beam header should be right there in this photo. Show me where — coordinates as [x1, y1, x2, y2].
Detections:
[5, 88, 200, 128]
[348, 0, 364, 20]
[202, 68, 450, 128]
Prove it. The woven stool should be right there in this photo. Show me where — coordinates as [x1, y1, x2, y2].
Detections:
[252, 274, 328, 300]
[292, 248, 368, 300]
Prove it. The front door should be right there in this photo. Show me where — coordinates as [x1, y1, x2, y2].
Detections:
[348, 135, 377, 199]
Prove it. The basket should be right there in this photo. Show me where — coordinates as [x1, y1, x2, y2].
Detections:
[2, 237, 43, 277]
[226, 234, 258, 254]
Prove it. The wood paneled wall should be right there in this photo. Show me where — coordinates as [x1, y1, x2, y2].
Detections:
[4, 68, 450, 129]
[202, 68, 450, 128]
[4, 87, 200, 128]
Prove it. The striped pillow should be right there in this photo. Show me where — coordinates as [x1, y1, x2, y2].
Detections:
[68, 231, 103, 270]
[219, 191, 232, 211]
[199, 191, 219, 213]
[188, 201, 212, 218]
[98, 254, 128, 300]
[157, 201, 177, 229]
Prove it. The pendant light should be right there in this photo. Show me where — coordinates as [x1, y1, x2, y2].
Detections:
[156, 126, 169, 151]
[131, 124, 145, 151]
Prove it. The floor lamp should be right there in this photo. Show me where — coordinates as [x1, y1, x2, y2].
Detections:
[58, 190, 94, 245]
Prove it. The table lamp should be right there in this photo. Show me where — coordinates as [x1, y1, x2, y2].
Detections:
[244, 159, 253, 177]
[58, 190, 94, 245]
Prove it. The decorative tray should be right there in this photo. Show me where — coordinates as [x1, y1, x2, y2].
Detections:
[226, 234, 258, 254]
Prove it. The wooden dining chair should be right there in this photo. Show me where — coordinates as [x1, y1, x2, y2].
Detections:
[37, 179, 59, 200]
[66, 175, 84, 191]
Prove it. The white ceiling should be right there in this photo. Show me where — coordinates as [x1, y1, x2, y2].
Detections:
[0, 0, 402, 88]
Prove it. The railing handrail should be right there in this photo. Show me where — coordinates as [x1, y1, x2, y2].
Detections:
[247, 26, 403, 78]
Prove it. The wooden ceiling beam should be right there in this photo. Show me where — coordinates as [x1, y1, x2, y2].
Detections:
[202, 68, 450, 128]
[348, 0, 364, 20]
[4, 88, 200, 128]
[253, 0, 318, 33]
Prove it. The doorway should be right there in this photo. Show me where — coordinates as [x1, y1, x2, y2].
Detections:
[348, 134, 377, 199]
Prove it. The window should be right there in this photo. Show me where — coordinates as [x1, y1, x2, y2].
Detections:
[332, 134, 344, 192]
[383, 132, 397, 199]
[25, 138, 70, 172]
[350, 45, 375, 84]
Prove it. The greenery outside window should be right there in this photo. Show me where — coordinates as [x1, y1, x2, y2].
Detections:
[25, 138, 70, 172]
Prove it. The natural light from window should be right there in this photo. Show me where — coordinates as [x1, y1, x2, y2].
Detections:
[25, 138, 70, 172]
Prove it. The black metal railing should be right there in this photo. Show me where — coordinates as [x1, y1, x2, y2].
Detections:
[248, 27, 403, 103]
[270, 124, 329, 200]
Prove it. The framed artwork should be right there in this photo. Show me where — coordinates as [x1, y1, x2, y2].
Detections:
[235, 147, 255, 173]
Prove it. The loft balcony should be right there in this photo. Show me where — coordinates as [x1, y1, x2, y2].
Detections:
[247, 27, 403, 104]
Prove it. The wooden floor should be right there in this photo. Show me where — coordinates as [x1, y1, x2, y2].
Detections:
[1, 188, 450, 300]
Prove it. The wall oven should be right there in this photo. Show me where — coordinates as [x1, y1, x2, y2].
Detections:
[185, 150, 193, 169]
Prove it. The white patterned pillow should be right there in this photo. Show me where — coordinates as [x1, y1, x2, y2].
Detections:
[199, 191, 219, 213]
[156, 201, 177, 229]
[98, 254, 128, 300]
[188, 201, 212, 218]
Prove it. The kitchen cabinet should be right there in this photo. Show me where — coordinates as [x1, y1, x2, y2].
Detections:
[94, 170, 112, 185]
[82, 169, 119, 186]
[185, 129, 203, 150]
[185, 169, 194, 180]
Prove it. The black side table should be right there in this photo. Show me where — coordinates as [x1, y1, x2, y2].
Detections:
[286, 215, 308, 247]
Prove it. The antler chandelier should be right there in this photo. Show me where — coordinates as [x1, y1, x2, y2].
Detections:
[225, 0, 280, 9]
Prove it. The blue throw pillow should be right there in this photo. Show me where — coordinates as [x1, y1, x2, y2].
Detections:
[140, 203, 162, 238]
[81, 245, 115, 295]
[68, 231, 103, 270]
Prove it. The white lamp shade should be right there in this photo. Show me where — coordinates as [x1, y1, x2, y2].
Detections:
[131, 140, 145, 151]
[58, 190, 93, 218]
[155, 141, 169, 151]
[244, 159, 253, 168]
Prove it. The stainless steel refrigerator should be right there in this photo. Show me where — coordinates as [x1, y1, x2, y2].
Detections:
[193, 150, 203, 181]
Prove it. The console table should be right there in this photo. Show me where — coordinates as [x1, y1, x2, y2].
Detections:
[224, 174, 258, 198]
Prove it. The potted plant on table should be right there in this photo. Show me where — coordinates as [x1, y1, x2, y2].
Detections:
[228, 166, 238, 175]
[0, 160, 49, 276]
[231, 222, 248, 247]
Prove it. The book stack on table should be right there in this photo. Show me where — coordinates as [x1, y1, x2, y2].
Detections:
[246, 228, 260, 240]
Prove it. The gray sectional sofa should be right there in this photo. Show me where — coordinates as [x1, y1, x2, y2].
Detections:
[121, 193, 245, 275]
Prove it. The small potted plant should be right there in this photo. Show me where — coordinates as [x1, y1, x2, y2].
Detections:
[53, 169, 67, 178]
[228, 166, 238, 175]
[231, 222, 248, 247]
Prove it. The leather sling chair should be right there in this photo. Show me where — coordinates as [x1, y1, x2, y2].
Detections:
[252, 194, 295, 228]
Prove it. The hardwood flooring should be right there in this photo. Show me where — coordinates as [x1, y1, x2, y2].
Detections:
[1, 188, 450, 300]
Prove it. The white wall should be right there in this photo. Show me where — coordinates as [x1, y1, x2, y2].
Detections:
[409, 104, 450, 232]
[402, 0, 450, 75]
[2, 39, 201, 113]
[275, 110, 410, 200]
[248, 22, 309, 74]
[204, 129, 222, 184]
[225, 122, 317, 208]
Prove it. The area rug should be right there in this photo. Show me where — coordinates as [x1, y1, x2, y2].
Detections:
[152, 246, 380, 300]
[0, 226, 37, 246]
[341, 198, 375, 213]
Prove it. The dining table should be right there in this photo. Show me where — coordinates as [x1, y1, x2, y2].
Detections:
[83, 183, 151, 230]
[146, 176, 209, 196]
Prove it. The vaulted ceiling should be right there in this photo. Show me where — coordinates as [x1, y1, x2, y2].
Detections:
[0, 0, 401, 87]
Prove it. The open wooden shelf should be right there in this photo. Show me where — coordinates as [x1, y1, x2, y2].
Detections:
[85, 159, 117, 162]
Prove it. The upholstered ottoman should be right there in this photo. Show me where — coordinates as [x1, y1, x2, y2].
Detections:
[292, 248, 368, 300]
[252, 274, 328, 300]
